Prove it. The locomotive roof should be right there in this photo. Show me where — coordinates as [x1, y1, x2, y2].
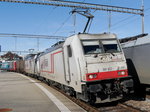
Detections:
[24, 54, 37, 60]
[121, 34, 150, 48]
[39, 33, 117, 56]
[40, 41, 64, 56]
[77, 33, 117, 40]
[120, 33, 148, 43]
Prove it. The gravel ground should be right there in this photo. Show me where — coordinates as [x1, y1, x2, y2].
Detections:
[146, 98, 150, 102]
[124, 99, 150, 112]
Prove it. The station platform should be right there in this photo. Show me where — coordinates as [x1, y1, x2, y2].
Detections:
[0, 71, 86, 112]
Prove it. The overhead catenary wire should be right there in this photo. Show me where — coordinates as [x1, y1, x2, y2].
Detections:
[33, 6, 58, 34]
[111, 14, 150, 36]
[0, 0, 145, 35]
[101, 14, 136, 31]
[111, 16, 140, 31]
[101, 7, 150, 32]
[82, 0, 86, 2]
[0, 0, 146, 54]
[53, 14, 72, 35]
[0, 33, 66, 39]
[104, 7, 150, 38]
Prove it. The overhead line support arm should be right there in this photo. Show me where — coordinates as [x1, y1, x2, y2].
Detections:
[0, 33, 66, 39]
[0, 0, 143, 15]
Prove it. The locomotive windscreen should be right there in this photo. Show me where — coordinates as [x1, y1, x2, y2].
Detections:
[82, 39, 121, 55]
[102, 40, 121, 53]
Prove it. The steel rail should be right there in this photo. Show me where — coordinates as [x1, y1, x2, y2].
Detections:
[0, 0, 143, 15]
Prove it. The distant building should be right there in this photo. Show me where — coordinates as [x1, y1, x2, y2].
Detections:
[0, 52, 22, 61]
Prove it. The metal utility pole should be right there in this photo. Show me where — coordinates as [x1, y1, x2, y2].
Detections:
[0, 45, 1, 52]
[141, 0, 144, 34]
[15, 37, 17, 51]
[37, 38, 39, 52]
[108, 11, 111, 33]
[73, 12, 76, 34]
[0, 45, 1, 59]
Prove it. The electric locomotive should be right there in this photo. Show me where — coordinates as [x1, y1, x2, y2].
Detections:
[25, 33, 134, 103]
[0, 61, 16, 71]
[24, 54, 37, 74]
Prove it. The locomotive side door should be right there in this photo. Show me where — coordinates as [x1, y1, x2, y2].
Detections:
[63, 45, 71, 82]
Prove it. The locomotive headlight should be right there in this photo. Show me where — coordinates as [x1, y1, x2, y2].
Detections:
[89, 75, 94, 79]
[118, 71, 125, 75]
[88, 74, 97, 79]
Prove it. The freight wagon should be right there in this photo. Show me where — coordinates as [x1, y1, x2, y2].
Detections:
[121, 34, 150, 98]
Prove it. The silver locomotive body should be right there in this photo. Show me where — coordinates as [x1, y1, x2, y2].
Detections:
[25, 33, 133, 103]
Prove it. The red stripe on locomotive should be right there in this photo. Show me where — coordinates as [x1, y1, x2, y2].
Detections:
[86, 69, 128, 81]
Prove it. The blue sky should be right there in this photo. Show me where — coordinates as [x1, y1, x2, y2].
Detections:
[0, 0, 150, 55]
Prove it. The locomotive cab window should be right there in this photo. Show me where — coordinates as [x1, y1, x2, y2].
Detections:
[67, 45, 72, 57]
[101, 40, 121, 53]
[82, 40, 121, 55]
[82, 40, 102, 54]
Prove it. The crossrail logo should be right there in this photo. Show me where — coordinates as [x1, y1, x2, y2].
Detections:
[0, 108, 12, 112]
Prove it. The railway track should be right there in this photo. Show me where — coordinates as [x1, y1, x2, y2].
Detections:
[146, 89, 150, 99]
[25, 73, 144, 112]
[46, 83, 144, 112]
[98, 103, 142, 112]
[146, 95, 150, 99]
